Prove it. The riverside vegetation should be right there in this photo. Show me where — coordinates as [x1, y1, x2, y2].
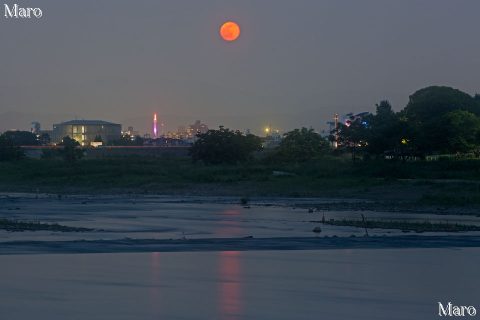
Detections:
[1, 157, 480, 208]
[0, 218, 93, 232]
[322, 219, 480, 233]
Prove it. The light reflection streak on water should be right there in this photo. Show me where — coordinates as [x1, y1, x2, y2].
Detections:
[218, 251, 242, 320]
[217, 208, 244, 238]
[150, 252, 162, 317]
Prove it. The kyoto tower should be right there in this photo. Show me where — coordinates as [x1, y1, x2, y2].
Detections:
[153, 113, 158, 138]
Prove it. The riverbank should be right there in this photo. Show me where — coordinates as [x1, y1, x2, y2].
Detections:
[2, 194, 480, 248]
[2, 235, 480, 255]
[2, 158, 480, 210]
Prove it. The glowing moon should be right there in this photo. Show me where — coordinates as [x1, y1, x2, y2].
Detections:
[220, 21, 240, 42]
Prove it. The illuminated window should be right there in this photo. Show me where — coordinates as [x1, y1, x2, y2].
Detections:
[73, 134, 83, 143]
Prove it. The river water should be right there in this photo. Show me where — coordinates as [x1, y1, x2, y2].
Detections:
[1, 194, 479, 319]
[1, 248, 479, 320]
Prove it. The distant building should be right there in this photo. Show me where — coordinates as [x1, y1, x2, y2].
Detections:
[29, 121, 52, 145]
[165, 121, 209, 140]
[177, 126, 187, 138]
[31, 122, 41, 134]
[38, 130, 53, 145]
[263, 131, 282, 149]
[342, 112, 371, 127]
[189, 120, 208, 136]
[123, 126, 139, 137]
[148, 137, 191, 147]
[52, 120, 121, 146]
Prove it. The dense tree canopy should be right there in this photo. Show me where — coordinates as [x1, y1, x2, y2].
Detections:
[333, 87, 480, 159]
[335, 120, 369, 161]
[273, 127, 329, 163]
[0, 134, 24, 161]
[402, 87, 480, 154]
[439, 110, 480, 154]
[190, 127, 262, 165]
[1, 131, 39, 146]
[366, 101, 400, 155]
[404, 86, 480, 122]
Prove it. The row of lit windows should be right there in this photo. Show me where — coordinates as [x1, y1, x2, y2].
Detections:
[72, 126, 86, 134]
[72, 134, 86, 141]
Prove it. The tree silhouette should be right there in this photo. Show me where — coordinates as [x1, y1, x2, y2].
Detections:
[190, 127, 261, 165]
[0, 134, 24, 161]
[274, 127, 329, 163]
[59, 136, 83, 162]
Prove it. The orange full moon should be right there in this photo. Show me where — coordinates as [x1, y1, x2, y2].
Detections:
[220, 21, 241, 42]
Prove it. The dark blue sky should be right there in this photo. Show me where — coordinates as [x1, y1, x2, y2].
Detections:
[1, 0, 479, 134]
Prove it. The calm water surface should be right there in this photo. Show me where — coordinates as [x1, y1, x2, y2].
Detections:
[1, 248, 479, 320]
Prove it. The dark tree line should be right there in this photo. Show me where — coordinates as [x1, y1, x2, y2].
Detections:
[333, 86, 480, 160]
[192, 86, 480, 165]
[271, 127, 329, 163]
[190, 127, 262, 165]
[0, 134, 25, 161]
[0, 131, 84, 162]
[0, 131, 41, 161]
[2, 86, 480, 164]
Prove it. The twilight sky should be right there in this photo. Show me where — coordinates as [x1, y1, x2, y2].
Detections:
[1, 0, 479, 135]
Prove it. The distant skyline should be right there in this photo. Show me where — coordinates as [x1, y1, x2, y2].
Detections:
[1, 0, 479, 134]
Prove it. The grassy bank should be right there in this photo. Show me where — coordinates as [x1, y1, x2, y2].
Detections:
[0, 218, 93, 232]
[1, 157, 480, 205]
[323, 219, 480, 233]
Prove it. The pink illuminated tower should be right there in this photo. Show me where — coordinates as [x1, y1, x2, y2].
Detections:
[153, 113, 158, 138]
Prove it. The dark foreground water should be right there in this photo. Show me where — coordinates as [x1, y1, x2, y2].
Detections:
[1, 248, 479, 320]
